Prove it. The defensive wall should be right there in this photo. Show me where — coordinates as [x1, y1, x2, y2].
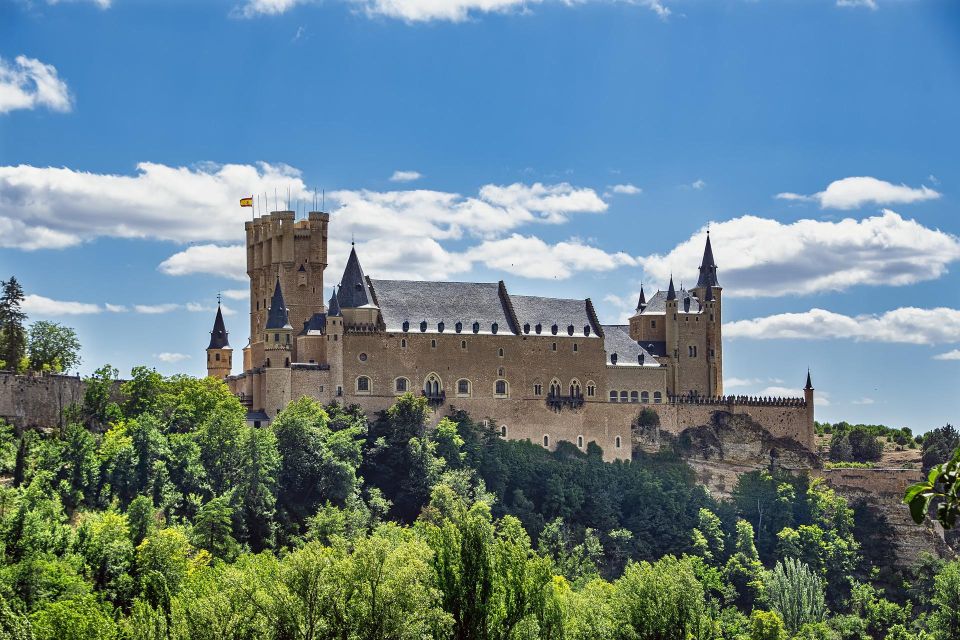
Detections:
[0, 371, 86, 432]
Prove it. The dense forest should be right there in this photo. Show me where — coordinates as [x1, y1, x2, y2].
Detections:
[0, 364, 957, 639]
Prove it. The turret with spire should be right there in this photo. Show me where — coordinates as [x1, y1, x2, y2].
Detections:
[636, 284, 647, 312]
[264, 278, 292, 369]
[804, 369, 815, 447]
[336, 243, 380, 329]
[206, 296, 233, 379]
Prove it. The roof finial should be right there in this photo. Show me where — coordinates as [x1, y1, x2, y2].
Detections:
[216, 291, 222, 306]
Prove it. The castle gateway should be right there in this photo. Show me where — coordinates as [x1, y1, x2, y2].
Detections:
[210, 210, 815, 461]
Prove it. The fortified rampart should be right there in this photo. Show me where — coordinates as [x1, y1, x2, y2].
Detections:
[0, 371, 86, 432]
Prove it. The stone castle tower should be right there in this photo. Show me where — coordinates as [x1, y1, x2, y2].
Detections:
[206, 302, 232, 379]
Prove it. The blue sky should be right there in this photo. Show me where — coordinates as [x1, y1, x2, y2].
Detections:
[1, 0, 958, 433]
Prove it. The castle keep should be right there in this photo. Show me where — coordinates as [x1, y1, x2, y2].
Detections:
[212, 210, 816, 461]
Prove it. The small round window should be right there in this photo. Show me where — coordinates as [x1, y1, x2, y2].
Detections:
[358, 353, 368, 362]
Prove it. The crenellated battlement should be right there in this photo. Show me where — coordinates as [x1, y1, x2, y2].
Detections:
[669, 394, 807, 408]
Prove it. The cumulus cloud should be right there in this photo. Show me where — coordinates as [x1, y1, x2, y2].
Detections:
[389, 170, 422, 182]
[105, 303, 128, 313]
[837, 0, 877, 9]
[690, 179, 706, 190]
[155, 352, 191, 363]
[465, 234, 637, 280]
[22, 294, 101, 316]
[726, 377, 783, 388]
[0, 55, 72, 115]
[933, 349, 960, 361]
[221, 289, 249, 300]
[725, 307, 960, 345]
[233, 0, 310, 17]
[46, 0, 112, 8]
[639, 210, 960, 298]
[158, 245, 248, 281]
[776, 176, 940, 210]
[609, 183, 642, 195]
[0, 161, 310, 250]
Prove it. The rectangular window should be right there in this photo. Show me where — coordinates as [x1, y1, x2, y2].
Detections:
[651, 320, 656, 328]
[552, 343, 557, 351]
[587, 385, 595, 397]
[534, 384, 542, 396]
[573, 343, 578, 352]
[431, 339, 437, 349]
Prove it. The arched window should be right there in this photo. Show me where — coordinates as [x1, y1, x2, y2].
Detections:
[497, 367, 504, 377]
[654, 391, 662, 404]
[609, 390, 618, 402]
[549, 379, 562, 397]
[500, 425, 507, 438]
[461, 340, 467, 349]
[570, 379, 582, 397]
[431, 339, 437, 348]
[498, 347, 504, 357]
[586, 382, 596, 397]
[424, 374, 442, 396]
[641, 391, 650, 403]
[401, 338, 407, 348]
[620, 390, 628, 402]
[457, 379, 471, 397]
[543, 435, 550, 448]
[395, 377, 408, 393]
[615, 436, 622, 449]
[533, 383, 543, 396]
[356, 376, 370, 393]
[577, 435, 584, 448]
[495, 380, 508, 397]
[630, 391, 638, 403]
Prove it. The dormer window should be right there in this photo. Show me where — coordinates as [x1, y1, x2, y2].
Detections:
[473, 322, 480, 333]
[523, 323, 530, 334]
[420, 320, 427, 332]
[402, 321, 410, 332]
[584, 325, 590, 336]
[492, 322, 499, 334]
[438, 322, 445, 333]
[551, 324, 558, 335]
[535, 323, 542, 334]
[567, 325, 574, 336]
[611, 353, 618, 365]
[455, 321, 463, 333]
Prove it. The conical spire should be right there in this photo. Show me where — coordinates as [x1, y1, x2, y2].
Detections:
[805, 369, 813, 390]
[696, 231, 719, 288]
[207, 304, 229, 349]
[666, 274, 677, 301]
[266, 277, 292, 329]
[328, 286, 342, 317]
[636, 285, 646, 311]
[337, 245, 375, 308]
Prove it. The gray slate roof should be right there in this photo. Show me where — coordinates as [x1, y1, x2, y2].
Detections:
[601, 325, 662, 367]
[511, 295, 600, 338]
[338, 247, 376, 309]
[300, 313, 327, 336]
[207, 305, 229, 349]
[368, 279, 511, 334]
[638, 288, 702, 315]
[266, 279, 292, 330]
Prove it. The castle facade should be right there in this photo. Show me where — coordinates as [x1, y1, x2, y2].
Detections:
[211, 210, 815, 461]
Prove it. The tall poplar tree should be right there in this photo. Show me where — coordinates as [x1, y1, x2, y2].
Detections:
[0, 276, 27, 372]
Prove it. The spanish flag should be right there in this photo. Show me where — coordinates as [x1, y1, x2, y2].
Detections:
[240, 196, 254, 208]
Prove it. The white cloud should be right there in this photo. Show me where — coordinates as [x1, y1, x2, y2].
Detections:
[389, 170, 423, 182]
[639, 210, 960, 298]
[776, 176, 940, 210]
[0, 55, 72, 115]
[837, 0, 877, 9]
[0, 161, 310, 250]
[22, 294, 101, 316]
[725, 307, 960, 346]
[131, 302, 234, 315]
[133, 304, 180, 314]
[221, 289, 248, 300]
[933, 349, 960, 361]
[158, 245, 248, 281]
[852, 398, 875, 405]
[155, 352, 191, 363]
[47, 0, 112, 8]
[465, 234, 637, 279]
[690, 179, 706, 190]
[105, 303, 128, 313]
[609, 183, 642, 195]
[236, 0, 671, 22]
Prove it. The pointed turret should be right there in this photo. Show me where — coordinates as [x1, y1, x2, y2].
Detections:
[337, 245, 375, 309]
[666, 275, 677, 301]
[207, 305, 229, 349]
[696, 231, 719, 289]
[636, 285, 647, 311]
[327, 286, 341, 317]
[206, 300, 233, 379]
[805, 369, 813, 390]
[266, 278, 292, 330]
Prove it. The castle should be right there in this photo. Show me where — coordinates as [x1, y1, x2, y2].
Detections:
[209, 210, 816, 461]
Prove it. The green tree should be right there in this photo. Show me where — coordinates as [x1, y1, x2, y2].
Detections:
[725, 519, 765, 610]
[0, 277, 27, 373]
[191, 495, 238, 560]
[691, 507, 725, 564]
[930, 560, 960, 640]
[848, 580, 909, 638]
[611, 555, 710, 639]
[126, 495, 155, 547]
[74, 511, 135, 607]
[136, 527, 205, 597]
[538, 517, 602, 584]
[80, 365, 121, 430]
[30, 593, 118, 640]
[907, 444, 960, 530]
[234, 425, 279, 551]
[749, 610, 788, 640]
[26, 321, 80, 374]
[921, 425, 959, 474]
[765, 558, 826, 633]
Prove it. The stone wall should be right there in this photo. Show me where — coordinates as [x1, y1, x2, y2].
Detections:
[0, 372, 86, 432]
